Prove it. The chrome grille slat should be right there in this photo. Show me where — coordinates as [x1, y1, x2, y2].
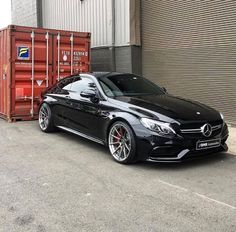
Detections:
[181, 124, 222, 134]
[212, 125, 222, 130]
[181, 129, 201, 133]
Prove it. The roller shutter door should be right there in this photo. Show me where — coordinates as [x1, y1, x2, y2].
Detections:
[141, 1, 236, 124]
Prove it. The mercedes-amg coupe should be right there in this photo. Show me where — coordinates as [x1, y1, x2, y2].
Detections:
[39, 72, 229, 164]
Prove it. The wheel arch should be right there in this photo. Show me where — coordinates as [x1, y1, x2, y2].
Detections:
[38, 96, 57, 113]
[105, 116, 138, 145]
[38, 101, 56, 133]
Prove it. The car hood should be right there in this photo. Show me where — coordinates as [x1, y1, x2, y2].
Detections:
[114, 94, 221, 121]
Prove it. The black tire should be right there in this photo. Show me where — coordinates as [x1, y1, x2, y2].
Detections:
[108, 121, 137, 164]
[38, 103, 56, 133]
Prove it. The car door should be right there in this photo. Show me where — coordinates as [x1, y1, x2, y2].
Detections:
[49, 76, 75, 126]
[64, 76, 101, 138]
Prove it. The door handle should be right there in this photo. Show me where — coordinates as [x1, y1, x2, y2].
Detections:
[65, 95, 71, 105]
[99, 110, 110, 118]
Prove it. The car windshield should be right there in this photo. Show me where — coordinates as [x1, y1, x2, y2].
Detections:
[99, 74, 164, 97]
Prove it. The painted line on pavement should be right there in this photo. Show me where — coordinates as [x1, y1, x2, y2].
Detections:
[158, 179, 188, 192]
[194, 192, 236, 210]
[158, 179, 236, 210]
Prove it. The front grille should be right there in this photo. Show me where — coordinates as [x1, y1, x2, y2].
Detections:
[181, 124, 222, 134]
[180, 120, 223, 139]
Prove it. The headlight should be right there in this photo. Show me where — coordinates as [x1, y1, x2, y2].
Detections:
[220, 113, 224, 120]
[140, 118, 176, 136]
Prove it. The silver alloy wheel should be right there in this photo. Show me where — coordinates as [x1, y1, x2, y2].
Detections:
[109, 123, 132, 162]
[39, 104, 50, 131]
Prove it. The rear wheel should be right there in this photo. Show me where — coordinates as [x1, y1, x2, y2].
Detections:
[108, 121, 136, 164]
[38, 103, 55, 133]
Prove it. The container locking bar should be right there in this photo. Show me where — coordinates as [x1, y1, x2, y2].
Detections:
[45, 32, 49, 87]
[57, 33, 60, 81]
[31, 31, 35, 117]
[70, 34, 74, 75]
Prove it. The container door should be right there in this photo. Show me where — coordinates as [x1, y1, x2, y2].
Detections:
[0, 29, 12, 119]
[12, 30, 53, 119]
[53, 33, 90, 84]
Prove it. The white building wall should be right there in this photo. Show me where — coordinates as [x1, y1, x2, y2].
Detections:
[11, 0, 38, 27]
[42, 0, 130, 47]
[115, 0, 130, 46]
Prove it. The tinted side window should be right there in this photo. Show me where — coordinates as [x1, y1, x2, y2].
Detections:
[54, 76, 81, 94]
[46, 77, 74, 94]
[58, 77, 75, 90]
[70, 77, 95, 94]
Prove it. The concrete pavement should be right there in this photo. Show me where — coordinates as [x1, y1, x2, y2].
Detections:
[0, 120, 235, 232]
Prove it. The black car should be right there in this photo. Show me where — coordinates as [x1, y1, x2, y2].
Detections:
[39, 72, 229, 164]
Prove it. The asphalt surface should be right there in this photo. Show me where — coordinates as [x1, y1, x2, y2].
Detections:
[0, 120, 235, 232]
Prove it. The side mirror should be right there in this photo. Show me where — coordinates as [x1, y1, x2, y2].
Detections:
[80, 89, 99, 103]
[162, 87, 167, 93]
[80, 89, 96, 98]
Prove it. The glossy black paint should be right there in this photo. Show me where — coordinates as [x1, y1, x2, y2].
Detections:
[40, 72, 229, 162]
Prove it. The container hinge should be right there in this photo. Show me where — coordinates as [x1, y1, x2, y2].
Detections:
[31, 31, 35, 38]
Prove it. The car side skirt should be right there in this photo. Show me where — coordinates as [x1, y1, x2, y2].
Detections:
[57, 126, 105, 145]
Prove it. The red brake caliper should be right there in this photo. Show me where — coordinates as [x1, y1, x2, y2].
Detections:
[115, 128, 124, 143]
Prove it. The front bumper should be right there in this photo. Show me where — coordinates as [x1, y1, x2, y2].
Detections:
[146, 142, 228, 163]
[135, 123, 229, 162]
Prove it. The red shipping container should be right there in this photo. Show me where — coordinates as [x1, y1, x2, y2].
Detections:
[0, 25, 91, 122]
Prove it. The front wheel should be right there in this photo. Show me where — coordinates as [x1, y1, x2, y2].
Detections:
[38, 103, 55, 133]
[108, 121, 137, 164]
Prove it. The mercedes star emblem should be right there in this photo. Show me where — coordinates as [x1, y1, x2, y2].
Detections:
[201, 124, 212, 137]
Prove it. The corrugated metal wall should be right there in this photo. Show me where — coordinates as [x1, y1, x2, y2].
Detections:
[115, 0, 130, 46]
[42, 0, 130, 47]
[11, 0, 38, 27]
[141, 1, 236, 124]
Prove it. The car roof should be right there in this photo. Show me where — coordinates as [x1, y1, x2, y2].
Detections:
[90, 72, 123, 79]
[71, 72, 135, 80]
